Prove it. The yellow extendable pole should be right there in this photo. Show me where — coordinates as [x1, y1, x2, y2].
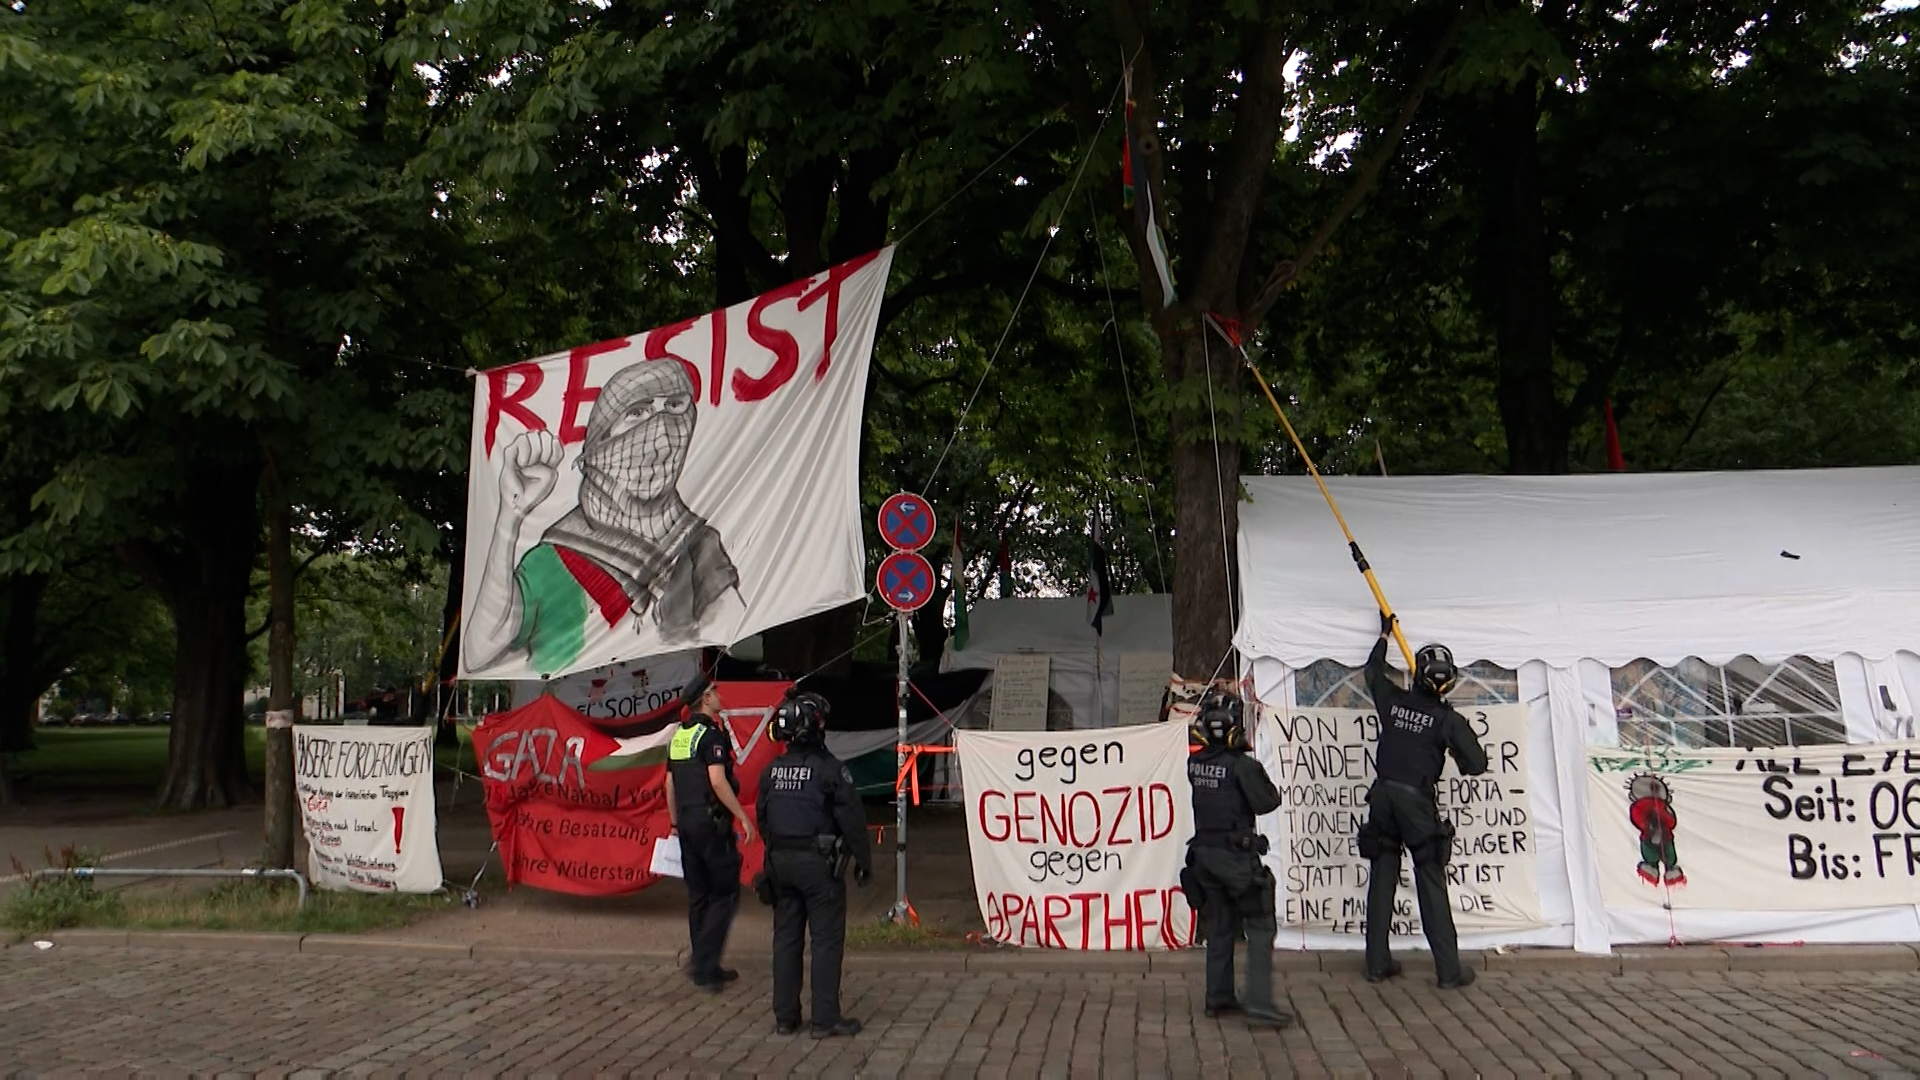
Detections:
[1222, 323, 1417, 671]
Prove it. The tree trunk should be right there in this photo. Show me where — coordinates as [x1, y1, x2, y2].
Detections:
[138, 452, 260, 810]
[262, 498, 297, 866]
[1164, 331, 1243, 678]
[1480, 73, 1564, 474]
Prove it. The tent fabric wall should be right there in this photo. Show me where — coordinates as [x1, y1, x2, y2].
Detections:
[1236, 468, 1920, 670]
[942, 595, 1172, 729]
[1237, 468, 1920, 953]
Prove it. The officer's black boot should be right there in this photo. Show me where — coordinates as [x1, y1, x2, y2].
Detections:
[811, 1019, 862, 1039]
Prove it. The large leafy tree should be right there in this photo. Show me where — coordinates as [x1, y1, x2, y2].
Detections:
[0, 0, 474, 809]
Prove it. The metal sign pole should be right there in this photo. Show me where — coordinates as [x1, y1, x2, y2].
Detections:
[891, 610, 911, 922]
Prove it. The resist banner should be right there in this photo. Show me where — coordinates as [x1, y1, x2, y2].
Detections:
[294, 725, 442, 893]
[477, 683, 786, 895]
[1588, 741, 1920, 910]
[461, 249, 895, 681]
[1259, 705, 1543, 935]
[508, 650, 703, 723]
[955, 723, 1195, 950]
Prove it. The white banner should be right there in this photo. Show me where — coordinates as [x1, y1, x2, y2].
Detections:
[460, 249, 895, 680]
[955, 723, 1195, 950]
[508, 650, 702, 722]
[294, 725, 442, 893]
[1588, 740, 1920, 910]
[1260, 705, 1543, 935]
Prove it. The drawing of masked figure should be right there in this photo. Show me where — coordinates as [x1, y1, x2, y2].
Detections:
[467, 360, 744, 677]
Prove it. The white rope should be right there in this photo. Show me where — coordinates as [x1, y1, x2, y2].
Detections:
[925, 76, 1125, 492]
[1087, 192, 1169, 590]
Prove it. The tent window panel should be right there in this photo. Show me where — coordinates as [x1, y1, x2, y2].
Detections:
[1610, 655, 1843, 748]
[1294, 660, 1518, 709]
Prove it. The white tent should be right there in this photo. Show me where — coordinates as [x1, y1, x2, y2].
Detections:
[1237, 467, 1920, 953]
[942, 595, 1173, 729]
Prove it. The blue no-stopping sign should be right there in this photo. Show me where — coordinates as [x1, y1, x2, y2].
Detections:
[878, 492, 936, 553]
[877, 551, 935, 612]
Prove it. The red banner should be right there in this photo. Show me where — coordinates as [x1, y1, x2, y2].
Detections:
[476, 682, 787, 895]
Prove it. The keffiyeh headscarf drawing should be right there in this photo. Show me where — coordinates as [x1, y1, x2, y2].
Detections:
[466, 359, 741, 677]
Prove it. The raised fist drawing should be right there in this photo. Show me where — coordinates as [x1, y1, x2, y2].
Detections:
[499, 429, 563, 517]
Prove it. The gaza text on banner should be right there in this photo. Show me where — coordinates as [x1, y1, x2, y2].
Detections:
[476, 682, 787, 895]
[460, 248, 896, 681]
[955, 722, 1196, 950]
[294, 725, 442, 893]
[1588, 739, 1920, 910]
[1259, 705, 1543, 934]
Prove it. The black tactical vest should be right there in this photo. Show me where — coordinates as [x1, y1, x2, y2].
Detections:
[762, 748, 838, 840]
[1374, 691, 1452, 787]
[1189, 747, 1254, 835]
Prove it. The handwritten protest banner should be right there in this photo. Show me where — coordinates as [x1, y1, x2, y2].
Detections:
[1117, 652, 1173, 726]
[294, 725, 442, 893]
[989, 654, 1050, 731]
[955, 722, 1195, 949]
[1259, 705, 1543, 935]
[1589, 740, 1920, 910]
[477, 683, 785, 895]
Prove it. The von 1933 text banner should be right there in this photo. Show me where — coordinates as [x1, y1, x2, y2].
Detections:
[294, 725, 443, 893]
[477, 682, 786, 895]
[1589, 740, 1920, 910]
[1258, 705, 1544, 935]
[461, 248, 894, 681]
[955, 722, 1195, 950]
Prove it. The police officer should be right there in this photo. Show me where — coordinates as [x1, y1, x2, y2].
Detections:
[665, 675, 756, 992]
[757, 688, 871, 1039]
[1360, 612, 1489, 989]
[1184, 688, 1290, 1029]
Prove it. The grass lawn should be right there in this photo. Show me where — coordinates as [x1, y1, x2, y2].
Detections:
[1, 873, 457, 938]
[6, 723, 478, 798]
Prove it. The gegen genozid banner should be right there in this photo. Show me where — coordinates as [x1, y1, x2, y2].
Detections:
[460, 249, 895, 681]
[955, 722, 1196, 950]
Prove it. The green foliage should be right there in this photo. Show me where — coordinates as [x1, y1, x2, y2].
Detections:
[245, 552, 446, 706]
[2, 846, 125, 935]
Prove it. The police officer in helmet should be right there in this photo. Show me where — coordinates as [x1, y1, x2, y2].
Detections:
[665, 673, 757, 992]
[756, 687, 872, 1038]
[1359, 612, 1489, 988]
[1184, 686, 1290, 1028]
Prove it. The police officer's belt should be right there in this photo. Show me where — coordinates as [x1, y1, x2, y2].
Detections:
[1190, 830, 1258, 850]
[1377, 778, 1432, 797]
[768, 835, 828, 851]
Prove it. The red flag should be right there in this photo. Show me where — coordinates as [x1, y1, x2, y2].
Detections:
[1604, 399, 1626, 472]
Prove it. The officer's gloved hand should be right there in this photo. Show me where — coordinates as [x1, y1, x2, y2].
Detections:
[1379, 610, 1397, 635]
[854, 865, 871, 887]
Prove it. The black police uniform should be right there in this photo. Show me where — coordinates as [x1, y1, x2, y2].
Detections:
[668, 713, 742, 988]
[1186, 741, 1285, 1020]
[1360, 637, 1489, 985]
[757, 743, 871, 1034]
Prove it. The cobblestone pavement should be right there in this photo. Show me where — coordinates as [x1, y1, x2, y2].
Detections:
[3, 946, 1918, 1078]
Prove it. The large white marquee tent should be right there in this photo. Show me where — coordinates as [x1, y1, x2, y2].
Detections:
[1235, 467, 1920, 953]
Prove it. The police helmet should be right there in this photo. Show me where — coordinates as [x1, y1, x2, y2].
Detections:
[772, 688, 830, 747]
[1414, 643, 1458, 697]
[1191, 689, 1249, 751]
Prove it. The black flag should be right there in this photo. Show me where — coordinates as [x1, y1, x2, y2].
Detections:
[1086, 513, 1115, 635]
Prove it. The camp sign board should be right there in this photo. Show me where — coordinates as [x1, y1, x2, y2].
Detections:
[955, 722, 1196, 950]
[1257, 705, 1544, 935]
[294, 725, 443, 893]
[1589, 740, 1920, 910]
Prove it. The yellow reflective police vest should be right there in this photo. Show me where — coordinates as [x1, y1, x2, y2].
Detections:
[669, 723, 703, 762]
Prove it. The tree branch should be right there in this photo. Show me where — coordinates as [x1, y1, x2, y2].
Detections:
[1245, 3, 1472, 328]
[1663, 369, 1737, 471]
